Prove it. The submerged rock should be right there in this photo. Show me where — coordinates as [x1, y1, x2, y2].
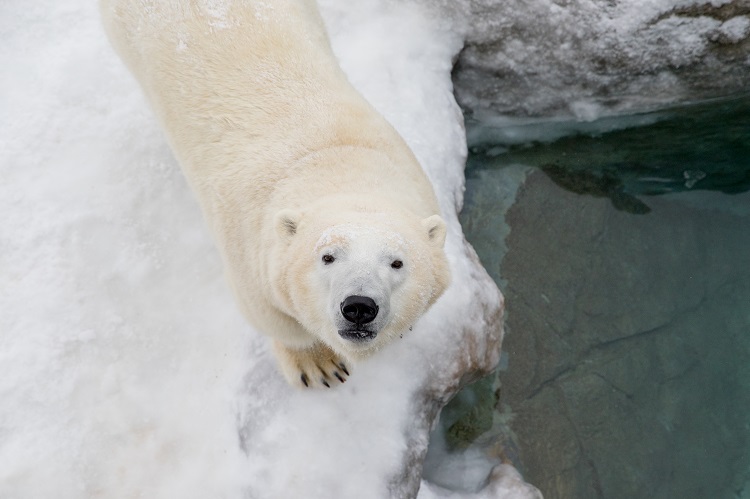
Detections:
[463, 169, 750, 498]
[540, 163, 651, 214]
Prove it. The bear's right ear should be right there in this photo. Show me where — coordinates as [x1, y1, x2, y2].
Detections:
[422, 214, 447, 248]
[275, 209, 301, 240]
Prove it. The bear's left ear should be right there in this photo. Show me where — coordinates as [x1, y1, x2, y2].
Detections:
[421, 215, 447, 247]
[275, 209, 301, 240]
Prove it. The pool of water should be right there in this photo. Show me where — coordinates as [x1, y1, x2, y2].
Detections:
[424, 95, 750, 498]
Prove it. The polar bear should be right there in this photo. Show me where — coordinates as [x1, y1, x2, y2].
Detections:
[100, 0, 450, 388]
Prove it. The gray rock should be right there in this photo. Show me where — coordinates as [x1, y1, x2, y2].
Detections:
[452, 0, 750, 119]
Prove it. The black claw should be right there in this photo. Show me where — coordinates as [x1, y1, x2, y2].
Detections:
[322, 379, 330, 388]
[334, 372, 345, 383]
[339, 363, 350, 376]
[301, 373, 309, 387]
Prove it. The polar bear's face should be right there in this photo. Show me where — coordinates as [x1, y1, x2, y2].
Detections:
[272, 210, 450, 359]
[313, 223, 413, 347]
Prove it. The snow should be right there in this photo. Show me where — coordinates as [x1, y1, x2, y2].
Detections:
[716, 16, 750, 44]
[419, 465, 542, 499]
[0, 0, 532, 498]
[466, 110, 666, 149]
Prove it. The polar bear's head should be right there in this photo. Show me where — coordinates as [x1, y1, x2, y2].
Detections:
[271, 207, 450, 359]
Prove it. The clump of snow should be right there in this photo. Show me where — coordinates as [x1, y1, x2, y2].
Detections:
[714, 16, 750, 44]
[0, 0, 534, 498]
[419, 465, 542, 499]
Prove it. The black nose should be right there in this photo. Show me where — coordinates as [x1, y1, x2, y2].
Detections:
[340, 295, 378, 325]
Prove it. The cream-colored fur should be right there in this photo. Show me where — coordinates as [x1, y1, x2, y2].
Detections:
[100, 0, 450, 388]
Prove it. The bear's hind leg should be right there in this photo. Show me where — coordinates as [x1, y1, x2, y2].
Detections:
[272, 340, 350, 389]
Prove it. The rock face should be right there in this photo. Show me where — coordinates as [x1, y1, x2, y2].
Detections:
[464, 169, 750, 498]
[452, 0, 750, 119]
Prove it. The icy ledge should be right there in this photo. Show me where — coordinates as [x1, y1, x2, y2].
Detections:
[0, 0, 539, 497]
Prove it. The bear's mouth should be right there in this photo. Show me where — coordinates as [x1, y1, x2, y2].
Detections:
[338, 327, 377, 343]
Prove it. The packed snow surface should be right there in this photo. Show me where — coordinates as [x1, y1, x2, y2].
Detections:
[0, 0, 533, 497]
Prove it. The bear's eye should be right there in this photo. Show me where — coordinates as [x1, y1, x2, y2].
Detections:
[391, 260, 403, 269]
[322, 254, 335, 265]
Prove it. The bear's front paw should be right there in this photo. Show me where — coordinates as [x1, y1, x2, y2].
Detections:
[272, 341, 350, 389]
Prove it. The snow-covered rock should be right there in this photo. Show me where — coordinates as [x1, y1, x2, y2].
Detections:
[453, 0, 750, 120]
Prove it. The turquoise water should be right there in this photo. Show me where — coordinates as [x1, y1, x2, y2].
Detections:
[470, 96, 750, 205]
[427, 96, 750, 498]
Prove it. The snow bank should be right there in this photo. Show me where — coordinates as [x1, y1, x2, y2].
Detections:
[1, 0, 538, 497]
[1, 3, 250, 497]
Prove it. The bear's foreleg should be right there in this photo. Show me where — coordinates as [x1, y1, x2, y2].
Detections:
[272, 340, 350, 389]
